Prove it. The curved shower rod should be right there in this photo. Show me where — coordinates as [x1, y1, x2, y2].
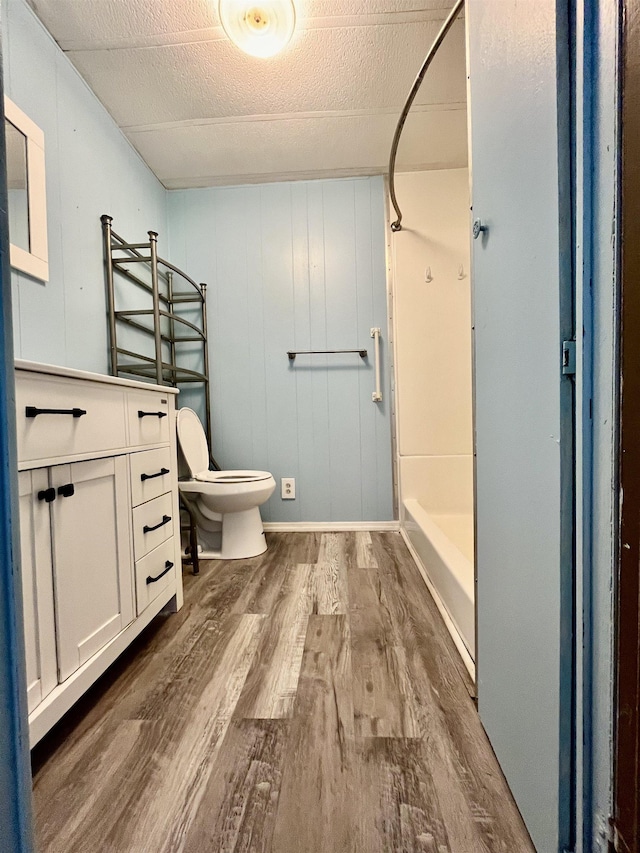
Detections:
[388, 0, 466, 232]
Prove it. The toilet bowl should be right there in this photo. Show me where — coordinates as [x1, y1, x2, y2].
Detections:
[176, 408, 276, 559]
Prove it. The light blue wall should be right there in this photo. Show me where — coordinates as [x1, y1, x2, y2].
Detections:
[0, 0, 394, 524]
[467, 0, 573, 848]
[168, 177, 394, 523]
[2, 0, 167, 374]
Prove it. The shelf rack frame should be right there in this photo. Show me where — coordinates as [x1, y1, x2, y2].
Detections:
[101, 214, 212, 448]
[102, 215, 213, 577]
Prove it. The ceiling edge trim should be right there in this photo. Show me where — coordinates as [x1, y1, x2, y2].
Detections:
[161, 160, 469, 190]
[124, 103, 468, 134]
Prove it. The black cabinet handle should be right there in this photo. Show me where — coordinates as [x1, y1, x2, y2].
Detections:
[26, 406, 87, 419]
[146, 561, 174, 585]
[140, 468, 170, 482]
[37, 487, 56, 503]
[143, 515, 171, 534]
[138, 410, 167, 419]
[57, 484, 75, 498]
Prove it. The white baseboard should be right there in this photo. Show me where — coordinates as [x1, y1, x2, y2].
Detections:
[263, 521, 400, 532]
[400, 527, 476, 682]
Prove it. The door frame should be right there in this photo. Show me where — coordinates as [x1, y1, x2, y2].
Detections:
[614, 0, 640, 847]
[0, 29, 36, 853]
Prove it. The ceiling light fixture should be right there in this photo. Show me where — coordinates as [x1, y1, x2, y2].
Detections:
[218, 1, 296, 58]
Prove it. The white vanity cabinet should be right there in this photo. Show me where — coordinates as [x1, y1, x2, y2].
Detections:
[18, 468, 57, 714]
[49, 456, 134, 682]
[15, 360, 183, 745]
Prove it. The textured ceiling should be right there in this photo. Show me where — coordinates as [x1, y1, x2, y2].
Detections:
[28, 0, 468, 188]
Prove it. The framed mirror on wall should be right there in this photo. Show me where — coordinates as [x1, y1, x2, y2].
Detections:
[4, 97, 48, 282]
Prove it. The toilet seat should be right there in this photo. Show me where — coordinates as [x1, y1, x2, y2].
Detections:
[195, 469, 272, 484]
[177, 408, 272, 486]
[176, 406, 276, 560]
[176, 407, 214, 478]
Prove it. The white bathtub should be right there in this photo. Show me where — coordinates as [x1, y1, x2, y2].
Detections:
[399, 455, 475, 662]
[403, 498, 474, 660]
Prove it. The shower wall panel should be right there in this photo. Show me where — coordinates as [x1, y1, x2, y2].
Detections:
[391, 168, 472, 509]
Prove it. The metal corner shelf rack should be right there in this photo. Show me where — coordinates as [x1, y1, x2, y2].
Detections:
[101, 214, 212, 446]
[101, 214, 212, 576]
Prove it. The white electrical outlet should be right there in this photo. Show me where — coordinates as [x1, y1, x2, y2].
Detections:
[281, 477, 296, 499]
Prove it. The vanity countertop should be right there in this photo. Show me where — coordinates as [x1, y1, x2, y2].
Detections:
[15, 359, 179, 394]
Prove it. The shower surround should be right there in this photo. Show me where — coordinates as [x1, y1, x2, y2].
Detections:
[391, 168, 474, 664]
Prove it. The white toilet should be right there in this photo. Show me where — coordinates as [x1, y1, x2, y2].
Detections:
[176, 408, 276, 560]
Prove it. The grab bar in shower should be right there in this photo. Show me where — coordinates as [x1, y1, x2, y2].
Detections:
[371, 327, 382, 402]
[287, 349, 367, 361]
[388, 0, 465, 232]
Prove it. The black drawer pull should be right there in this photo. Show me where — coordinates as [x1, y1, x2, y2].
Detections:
[143, 514, 171, 534]
[138, 410, 167, 419]
[146, 561, 174, 585]
[141, 468, 170, 482]
[57, 484, 75, 498]
[26, 406, 87, 419]
[37, 488, 56, 503]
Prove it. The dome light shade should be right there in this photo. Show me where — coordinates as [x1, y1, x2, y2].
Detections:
[218, 1, 296, 58]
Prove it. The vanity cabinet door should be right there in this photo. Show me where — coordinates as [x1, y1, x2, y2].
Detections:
[18, 470, 57, 713]
[50, 457, 134, 682]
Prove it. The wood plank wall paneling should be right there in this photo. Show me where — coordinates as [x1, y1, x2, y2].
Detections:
[168, 177, 394, 524]
[5, 0, 167, 374]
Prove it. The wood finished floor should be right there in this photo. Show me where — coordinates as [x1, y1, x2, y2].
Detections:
[32, 532, 535, 853]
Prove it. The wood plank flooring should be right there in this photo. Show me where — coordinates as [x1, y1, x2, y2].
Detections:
[31, 532, 535, 853]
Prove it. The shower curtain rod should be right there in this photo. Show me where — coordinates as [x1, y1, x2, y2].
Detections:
[388, 0, 466, 232]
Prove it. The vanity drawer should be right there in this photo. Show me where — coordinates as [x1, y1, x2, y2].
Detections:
[132, 491, 174, 560]
[16, 372, 127, 465]
[130, 447, 173, 508]
[135, 538, 177, 616]
[126, 392, 170, 447]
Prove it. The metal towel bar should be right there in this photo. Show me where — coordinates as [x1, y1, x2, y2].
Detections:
[287, 349, 367, 361]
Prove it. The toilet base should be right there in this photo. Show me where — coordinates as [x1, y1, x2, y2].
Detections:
[197, 506, 267, 560]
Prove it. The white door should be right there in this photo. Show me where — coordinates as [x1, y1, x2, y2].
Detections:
[50, 457, 134, 682]
[17, 470, 57, 713]
[467, 1, 573, 851]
